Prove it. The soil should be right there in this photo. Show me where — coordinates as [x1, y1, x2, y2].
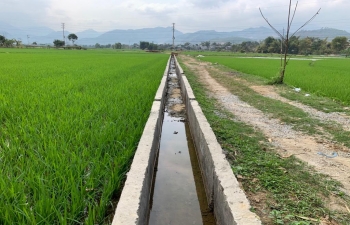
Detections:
[250, 85, 350, 132]
[167, 66, 186, 118]
[179, 55, 350, 221]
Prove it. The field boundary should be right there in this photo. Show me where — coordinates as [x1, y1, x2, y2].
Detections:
[175, 56, 261, 225]
[113, 55, 261, 224]
[112, 56, 170, 225]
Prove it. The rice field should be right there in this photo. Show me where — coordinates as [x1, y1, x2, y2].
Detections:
[0, 49, 168, 224]
[199, 56, 350, 104]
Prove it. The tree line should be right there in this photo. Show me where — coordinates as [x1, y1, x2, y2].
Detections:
[257, 36, 349, 55]
[0, 35, 22, 47]
[194, 36, 349, 55]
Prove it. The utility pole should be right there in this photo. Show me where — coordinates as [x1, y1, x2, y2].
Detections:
[172, 23, 175, 50]
[61, 23, 65, 45]
[27, 35, 30, 45]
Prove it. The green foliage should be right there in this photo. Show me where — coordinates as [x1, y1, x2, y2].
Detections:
[114, 42, 122, 49]
[0, 38, 16, 48]
[53, 39, 65, 47]
[140, 41, 149, 50]
[0, 49, 168, 224]
[0, 35, 5, 46]
[201, 41, 210, 49]
[331, 36, 349, 53]
[257, 36, 281, 53]
[139, 41, 158, 50]
[257, 36, 338, 55]
[67, 33, 78, 45]
[148, 43, 158, 50]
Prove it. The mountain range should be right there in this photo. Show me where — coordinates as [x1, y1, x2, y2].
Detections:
[1, 21, 349, 46]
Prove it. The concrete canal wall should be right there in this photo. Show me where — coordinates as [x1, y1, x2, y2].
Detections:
[112, 55, 261, 225]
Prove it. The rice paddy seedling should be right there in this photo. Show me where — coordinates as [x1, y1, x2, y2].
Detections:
[200, 56, 350, 104]
[0, 49, 168, 224]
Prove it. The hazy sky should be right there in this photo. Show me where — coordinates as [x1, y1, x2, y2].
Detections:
[0, 0, 349, 33]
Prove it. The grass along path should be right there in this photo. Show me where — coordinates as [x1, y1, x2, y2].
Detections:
[192, 57, 350, 151]
[198, 56, 350, 104]
[179, 55, 350, 225]
[248, 85, 350, 132]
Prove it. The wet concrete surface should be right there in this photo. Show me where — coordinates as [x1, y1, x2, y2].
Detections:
[148, 58, 215, 225]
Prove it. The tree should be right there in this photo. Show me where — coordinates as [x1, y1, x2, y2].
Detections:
[224, 42, 232, 47]
[68, 33, 78, 45]
[183, 42, 191, 50]
[201, 41, 210, 50]
[15, 39, 22, 47]
[95, 43, 101, 48]
[148, 43, 158, 50]
[260, 1, 321, 84]
[32, 42, 37, 45]
[288, 36, 299, 54]
[4, 39, 15, 47]
[114, 42, 122, 49]
[53, 39, 65, 47]
[140, 41, 150, 50]
[257, 37, 280, 53]
[331, 36, 348, 53]
[0, 35, 5, 46]
[298, 37, 313, 55]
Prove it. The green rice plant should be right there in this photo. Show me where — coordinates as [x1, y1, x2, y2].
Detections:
[0, 49, 168, 224]
[200, 56, 350, 104]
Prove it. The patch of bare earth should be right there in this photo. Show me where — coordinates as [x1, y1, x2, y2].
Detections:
[180, 55, 350, 217]
[251, 85, 350, 132]
[167, 72, 186, 117]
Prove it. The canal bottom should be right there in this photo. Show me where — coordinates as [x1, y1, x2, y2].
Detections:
[148, 112, 215, 225]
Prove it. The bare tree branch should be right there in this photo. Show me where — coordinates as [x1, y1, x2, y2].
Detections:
[289, 1, 298, 28]
[259, 0, 320, 84]
[286, 0, 292, 39]
[290, 8, 321, 38]
[259, 8, 284, 40]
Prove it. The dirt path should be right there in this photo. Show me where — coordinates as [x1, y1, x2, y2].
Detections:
[180, 55, 350, 196]
[251, 85, 350, 132]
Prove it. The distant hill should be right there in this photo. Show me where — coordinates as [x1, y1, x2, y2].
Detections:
[295, 28, 350, 40]
[1, 21, 349, 46]
[0, 22, 56, 43]
[76, 29, 102, 39]
[230, 26, 277, 40]
[25, 27, 55, 37]
[210, 36, 254, 44]
[0, 21, 23, 38]
[78, 27, 183, 45]
[176, 27, 277, 44]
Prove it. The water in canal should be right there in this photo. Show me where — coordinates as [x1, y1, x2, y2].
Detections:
[148, 58, 215, 225]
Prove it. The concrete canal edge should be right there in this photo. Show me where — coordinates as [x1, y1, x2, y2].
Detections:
[175, 57, 261, 225]
[112, 55, 261, 225]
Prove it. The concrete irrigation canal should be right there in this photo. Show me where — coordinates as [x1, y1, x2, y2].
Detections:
[112, 55, 261, 225]
[148, 59, 215, 224]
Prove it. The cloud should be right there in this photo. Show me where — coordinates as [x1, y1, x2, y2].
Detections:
[0, 0, 349, 33]
[189, 0, 230, 8]
[0, 0, 50, 27]
[134, 3, 177, 15]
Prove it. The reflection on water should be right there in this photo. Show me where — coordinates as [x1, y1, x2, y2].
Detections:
[148, 113, 215, 225]
[148, 56, 215, 225]
[149, 113, 201, 224]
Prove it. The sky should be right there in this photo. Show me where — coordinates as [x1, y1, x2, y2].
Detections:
[0, 0, 349, 33]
